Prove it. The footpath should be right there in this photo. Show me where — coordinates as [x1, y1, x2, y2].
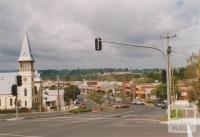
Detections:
[0, 110, 71, 121]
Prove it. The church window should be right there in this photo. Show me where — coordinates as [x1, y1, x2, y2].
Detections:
[25, 101, 27, 106]
[24, 88, 27, 96]
[10, 98, 13, 106]
[0, 99, 1, 106]
[34, 86, 37, 95]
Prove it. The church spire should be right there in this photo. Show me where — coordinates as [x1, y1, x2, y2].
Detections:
[18, 33, 34, 62]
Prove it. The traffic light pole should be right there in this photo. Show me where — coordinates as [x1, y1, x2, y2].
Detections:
[16, 92, 19, 119]
[95, 38, 172, 121]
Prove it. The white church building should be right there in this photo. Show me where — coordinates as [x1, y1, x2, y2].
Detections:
[0, 34, 42, 110]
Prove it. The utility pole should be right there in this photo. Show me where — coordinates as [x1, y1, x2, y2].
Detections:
[57, 75, 61, 111]
[160, 32, 176, 120]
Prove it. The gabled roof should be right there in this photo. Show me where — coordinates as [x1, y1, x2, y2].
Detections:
[0, 72, 18, 95]
[34, 70, 42, 82]
[18, 33, 34, 62]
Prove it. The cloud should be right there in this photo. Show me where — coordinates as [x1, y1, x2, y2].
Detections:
[0, 0, 199, 70]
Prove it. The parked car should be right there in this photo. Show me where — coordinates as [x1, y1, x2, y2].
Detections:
[161, 102, 168, 109]
[79, 103, 87, 109]
[132, 99, 145, 105]
[154, 100, 164, 107]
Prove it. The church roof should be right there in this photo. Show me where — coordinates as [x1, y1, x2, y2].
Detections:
[0, 72, 18, 95]
[0, 71, 42, 95]
[18, 33, 34, 62]
[34, 70, 42, 82]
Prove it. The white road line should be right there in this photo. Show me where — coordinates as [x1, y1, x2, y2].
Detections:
[0, 134, 41, 137]
[102, 111, 134, 118]
[187, 125, 193, 137]
[122, 114, 132, 118]
[125, 118, 159, 122]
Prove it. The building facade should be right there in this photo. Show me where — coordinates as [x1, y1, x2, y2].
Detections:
[0, 33, 42, 109]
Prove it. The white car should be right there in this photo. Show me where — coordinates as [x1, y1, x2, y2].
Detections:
[132, 99, 145, 105]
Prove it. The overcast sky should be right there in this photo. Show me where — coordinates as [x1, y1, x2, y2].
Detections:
[0, 0, 199, 70]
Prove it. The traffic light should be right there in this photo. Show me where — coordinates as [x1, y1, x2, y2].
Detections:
[16, 75, 22, 86]
[11, 84, 17, 96]
[95, 38, 102, 51]
[167, 46, 171, 54]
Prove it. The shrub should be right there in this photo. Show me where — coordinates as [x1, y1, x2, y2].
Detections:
[19, 107, 31, 113]
[197, 100, 200, 113]
[69, 108, 91, 113]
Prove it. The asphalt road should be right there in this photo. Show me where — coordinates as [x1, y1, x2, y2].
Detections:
[0, 105, 199, 137]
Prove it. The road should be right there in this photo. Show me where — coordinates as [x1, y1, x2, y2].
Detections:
[0, 105, 199, 137]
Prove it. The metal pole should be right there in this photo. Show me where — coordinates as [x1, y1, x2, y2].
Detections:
[166, 46, 171, 120]
[16, 93, 18, 119]
[57, 75, 61, 111]
[99, 38, 174, 120]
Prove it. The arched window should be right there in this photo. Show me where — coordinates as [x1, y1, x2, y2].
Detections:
[0, 99, 1, 106]
[10, 98, 13, 106]
[24, 88, 27, 96]
[34, 86, 37, 95]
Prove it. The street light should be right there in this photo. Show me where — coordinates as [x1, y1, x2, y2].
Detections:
[95, 37, 172, 120]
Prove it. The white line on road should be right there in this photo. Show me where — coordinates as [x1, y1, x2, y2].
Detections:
[122, 114, 133, 118]
[102, 110, 134, 118]
[187, 125, 193, 137]
[0, 134, 42, 137]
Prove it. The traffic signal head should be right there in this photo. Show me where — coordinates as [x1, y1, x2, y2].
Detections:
[16, 75, 22, 86]
[11, 84, 17, 96]
[95, 38, 102, 51]
[167, 46, 171, 54]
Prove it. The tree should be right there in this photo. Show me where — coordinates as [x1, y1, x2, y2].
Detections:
[64, 85, 80, 103]
[151, 84, 167, 100]
[185, 52, 200, 111]
[185, 52, 200, 101]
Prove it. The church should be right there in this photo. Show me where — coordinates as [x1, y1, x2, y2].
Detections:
[0, 33, 43, 110]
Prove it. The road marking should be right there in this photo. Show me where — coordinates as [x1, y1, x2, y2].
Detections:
[0, 134, 41, 137]
[125, 118, 159, 122]
[102, 110, 134, 118]
[187, 125, 193, 137]
[122, 114, 132, 118]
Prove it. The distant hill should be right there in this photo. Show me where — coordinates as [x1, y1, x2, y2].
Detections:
[0, 70, 18, 73]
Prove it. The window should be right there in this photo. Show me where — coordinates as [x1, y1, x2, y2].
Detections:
[25, 101, 27, 106]
[10, 98, 13, 106]
[0, 99, 1, 106]
[34, 86, 37, 95]
[24, 88, 27, 96]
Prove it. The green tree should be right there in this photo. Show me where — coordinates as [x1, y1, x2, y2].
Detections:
[151, 84, 167, 100]
[64, 85, 80, 102]
[185, 52, 200, 111]
[185, 52, 200, 101]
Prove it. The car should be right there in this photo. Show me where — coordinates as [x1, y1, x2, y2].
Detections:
[154, 100, 163, 107]
[161, 102, 168, 109]
[132, 99, 145, 105]
[79, 103, 87, 109]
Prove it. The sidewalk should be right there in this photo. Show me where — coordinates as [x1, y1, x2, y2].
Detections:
[0, 110, 71, 121]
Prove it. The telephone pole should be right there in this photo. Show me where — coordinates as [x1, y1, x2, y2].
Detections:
[57, 75, 61, 111]
[160, 32, 176, 120]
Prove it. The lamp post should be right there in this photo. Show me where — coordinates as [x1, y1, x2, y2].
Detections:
[95, 38, 172, 120]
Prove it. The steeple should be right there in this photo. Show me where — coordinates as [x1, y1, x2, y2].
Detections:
[18, 33, 34, 62]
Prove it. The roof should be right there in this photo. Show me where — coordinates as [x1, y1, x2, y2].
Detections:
[0, 71, 41, 95]
[0, 72, 18, 95]
[34, 70, 42, 82]
[43, 89, 64, 102]
[18, 33, 34, 62]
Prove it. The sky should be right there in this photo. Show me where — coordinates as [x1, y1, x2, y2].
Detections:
[0, 0, 199, 70]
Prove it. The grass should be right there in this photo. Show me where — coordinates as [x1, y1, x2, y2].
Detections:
[160, 109, 183, 121]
